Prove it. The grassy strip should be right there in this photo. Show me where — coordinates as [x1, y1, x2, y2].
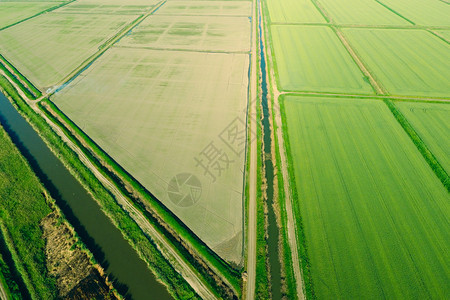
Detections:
[384, 99, 450, 191]
[254, 79, 271, 298]
[270, 96, 297, 298]
[0, 54, 41, 98]
[0, 76, 201, 300]
[41, 99, 241, 295]
[0, 124, 57, 299]
[0, 61, 35, 99]
[279, 96, 316, 299]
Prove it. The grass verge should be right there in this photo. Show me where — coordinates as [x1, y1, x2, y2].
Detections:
[278, 96, 316, 299]
[0, 123, 57, 299]
[0, 54, 41, 98]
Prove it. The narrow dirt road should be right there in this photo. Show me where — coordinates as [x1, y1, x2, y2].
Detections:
[245, 0, 258, 297]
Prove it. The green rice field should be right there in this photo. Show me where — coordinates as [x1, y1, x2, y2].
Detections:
[51, 46, 249, 265]
[266, 0, 326, 24]
[0, 11, 136, 89]
[0, 2, 62, 29]
[156, 1, 252, 16]
[318, 0, 410, 25]
[282, 95, 450, 299]
[47, 0, 253, 265]
[117, 15, 251, 52]
[396, 101, 450, 174]
[343, 29, 450, 97]
[377, 0, 450, 26]
[270, 25, 374, 94]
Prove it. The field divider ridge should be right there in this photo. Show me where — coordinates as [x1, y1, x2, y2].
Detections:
[114, 45, 250, 54]
[0, 0, 78, 32]
[427, 30, 450, 45]
[383, 99, 450, 191]
[332, 27, 386, 95]
[373, 0, 416, 25]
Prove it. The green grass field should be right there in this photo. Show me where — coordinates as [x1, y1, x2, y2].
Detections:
[270, 25, 374, 94]
[343, 29, 450, 97]
[0, 125, 56, 299]
[379, 0, 450, 26]
[0, 2, 62, 29]
[396, 101, 450, 174]
[282, 95, 450, 299]
[266, 0, 326, 24]
[318, 0, 410, 25]
[117, 15, 251, 52]
[0, 11, 136, 89]
[51, 47, 248, 264]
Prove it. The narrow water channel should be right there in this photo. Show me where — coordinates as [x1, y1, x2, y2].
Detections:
[257, 1, 282, 299]
[0, 92, 172, 300]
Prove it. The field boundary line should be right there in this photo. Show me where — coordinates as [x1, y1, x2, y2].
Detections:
[270, 23, 450, 31]
[281, 92, 450, 103]
[114, 45, 250, 54]
[310, 0, 331, 23]
[156, 13, 251, 17]
[384, 100, 450, 191]
[428, 30, 450, 45]
[373, 0, 416, 25]
[333, 28, 386, 95]
[0, 0, 77, 32]
[311, 0, 387, 95]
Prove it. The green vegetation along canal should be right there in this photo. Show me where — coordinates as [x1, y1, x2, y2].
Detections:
[0, 91, 172, 300]
[258, 0, 283, 298]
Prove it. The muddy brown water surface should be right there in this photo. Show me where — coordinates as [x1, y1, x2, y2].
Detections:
[0, 91, 172, 300]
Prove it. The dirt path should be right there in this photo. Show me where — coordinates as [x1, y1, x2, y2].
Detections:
[244, 0, 258, 298]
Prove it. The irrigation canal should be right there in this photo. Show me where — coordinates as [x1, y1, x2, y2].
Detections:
[258, 0, 283, 298]
[0, 91, 172, 300]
